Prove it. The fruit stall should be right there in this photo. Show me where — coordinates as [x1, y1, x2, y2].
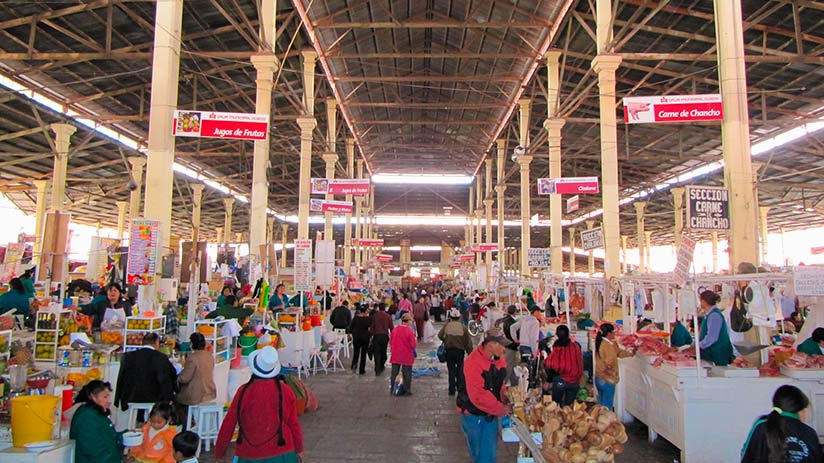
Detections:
[33, 309, 72, 362]
[122, 315, 166, 351]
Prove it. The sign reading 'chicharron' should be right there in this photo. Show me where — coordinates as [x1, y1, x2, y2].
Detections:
[686, 185, 730, 230]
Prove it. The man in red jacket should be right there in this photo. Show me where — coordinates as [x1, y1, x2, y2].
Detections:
[458, 327, 511, 463]
[370, 303, 394, 375]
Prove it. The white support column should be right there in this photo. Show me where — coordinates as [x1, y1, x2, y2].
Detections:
[760, 206, 770, 264]
[281, 223, 289, 268]
[495, 139, 506, 272]
[484, 158, 494, 277]
[568, 227, 577, 275]
[354, 159, 364, 269]
[634, 202, 647, 273]
[143, 0, 183, 251]
[621, 235, 628, 273]
[323, 97, 338, 241]
[711, 231, 719, 273]
[223, 198, 235, 243]
[267, 216, 276, 243]
[116, 201, 128, 239]
[467, 185, 475, 247]
[715, 0, 758, 268]
[249, 53, 278, 256]
[645, 230, 652, 272]
[49, 123, 77, 212]
[323, 152, 338, 240]
[190, 184, 205, 242]
[545, 50, 565, 276]
[296, 116, 317, 240]
[343, 138, 355, 271]
[32, 180, 49, 257]
[672, 187, 685, 247]
[302, 50, 317, 117]
[587, 220, 596, 276]
[128, 157, 146, 223]
[518, 155, 533, 276]
[216, 227, 223, 245]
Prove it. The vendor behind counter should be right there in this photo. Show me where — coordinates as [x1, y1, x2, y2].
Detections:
[697, 289, 733, 366]
[206, 295, 253, 322]
[77, 282, 132, 329]
[797, 327, 824, 356]
[0, 277, 31, 316]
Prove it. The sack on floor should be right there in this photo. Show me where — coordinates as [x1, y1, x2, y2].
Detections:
[392, 373, 405, 396]
[423, 320, 437, 343]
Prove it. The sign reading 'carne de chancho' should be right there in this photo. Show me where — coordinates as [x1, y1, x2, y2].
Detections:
[686, 185, 730, 230]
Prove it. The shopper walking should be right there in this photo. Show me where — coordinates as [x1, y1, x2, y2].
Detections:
[594, 323, 634, 410]
[499, 305, 521, 386]
[439, 309, 474, 396]
[348, 305, 372, 374]
[458, 328, 511, 463]
[544, 325, 583, 406]
[215, 346, 304, 463]
[413, 295, 429, 340]
[510, 306, 543, 359]
[370, 303, 393, 375]
[330, 300, 353, 330]
[741, 384, 821, 463]
[431, 292, 443, 321]
[389, 314, 417, 396]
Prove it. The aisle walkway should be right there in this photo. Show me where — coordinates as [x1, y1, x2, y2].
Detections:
[203, 326, 680, 462]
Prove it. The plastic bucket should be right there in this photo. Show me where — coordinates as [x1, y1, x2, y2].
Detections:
[11, 395, 59, 447]
[238, 336, 257, 356]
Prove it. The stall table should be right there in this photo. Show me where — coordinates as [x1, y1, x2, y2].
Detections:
[0, 440, 74, 463]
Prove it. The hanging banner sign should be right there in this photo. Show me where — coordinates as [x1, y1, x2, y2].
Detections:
[580, 227, 604, 251]
[382, 264, 395, 271]
[567, 195, 580, 213]
[686, 185, 730, 230]
[475, 243, 499, 252]
[673, 235, 697, 287]
[449, 263, 461, 270]
[811, 246, 824, 255]
[527, 248, 551, 268]
[457, 254, 475, 263]
[293, 239, 313, 292]
[172, 110, 269, 141]
[794, 266, 824, 296]
[310, 199, 354, 214]
[538, 177, 600, 195]
[311, 178, 371, 196]
[623, 94, 723, 124]
[126, 219, 161, 286]
[375, 254, 393, 263]
[356, 239, 384, 247]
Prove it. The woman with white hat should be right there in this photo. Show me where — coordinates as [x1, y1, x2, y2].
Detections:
[215, 346, 304, 462]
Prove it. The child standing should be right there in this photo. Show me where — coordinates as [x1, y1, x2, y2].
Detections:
[130, 403, 178, 463]
[172, 431, 200, 463]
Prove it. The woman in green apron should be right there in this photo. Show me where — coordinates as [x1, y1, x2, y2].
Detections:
[698, 289, 733, 366]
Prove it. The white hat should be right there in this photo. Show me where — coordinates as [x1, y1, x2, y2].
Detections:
[248, 346, 281, 379]
[449, 309, 461, 319]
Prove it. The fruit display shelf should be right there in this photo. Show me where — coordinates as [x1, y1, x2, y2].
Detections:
[123, 315, 166, 352]
[34, 309, 73, 361]
[0, 329, 11, 363]
[195, 319, 234, 364]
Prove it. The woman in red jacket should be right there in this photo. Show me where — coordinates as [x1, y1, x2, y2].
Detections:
[389, 314, 418, 396]
[544, 325, 583, 406]
[215, 346, 304, 463]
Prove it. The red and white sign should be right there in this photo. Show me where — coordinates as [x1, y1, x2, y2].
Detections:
[449, 264, 461, 270]
[567, 195, 579, 213]
[310, 199, 354, 214]
[382, 264, 395, 271]
[311, 178, 370, 196]
[475, 243, 498, 252]
[538, 177, 600, 195]
[457, 254, 475, 263]
[357, 239, 384, 247]
[623, 94, 723, 124]
[172, 110, 269, 141]
[811, 246, 824, 255]
[375, 254, 393, 262]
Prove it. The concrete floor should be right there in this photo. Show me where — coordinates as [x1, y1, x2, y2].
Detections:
[202, 327, 681, 463]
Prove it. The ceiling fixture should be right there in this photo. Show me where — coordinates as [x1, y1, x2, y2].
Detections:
[511, 145, 526, 162]
[371, 174, 474, 185]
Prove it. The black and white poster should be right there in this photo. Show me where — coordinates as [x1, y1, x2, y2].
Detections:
[580, 228, 604, 251]
[686, 185, 730, 230]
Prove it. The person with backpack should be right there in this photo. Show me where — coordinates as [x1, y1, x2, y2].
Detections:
[215, 346, 304, 462]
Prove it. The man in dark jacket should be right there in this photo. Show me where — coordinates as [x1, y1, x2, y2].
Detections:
[500, 305, 520, 386]
[369, 304, 393, 375]
[114, 333, 177, 411]
[330, 301, 353, 330]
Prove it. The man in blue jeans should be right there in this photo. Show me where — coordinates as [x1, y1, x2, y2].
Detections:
[456, 328, 512, 463]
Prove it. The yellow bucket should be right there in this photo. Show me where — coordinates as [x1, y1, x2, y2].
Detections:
[11, 395, 59, 447]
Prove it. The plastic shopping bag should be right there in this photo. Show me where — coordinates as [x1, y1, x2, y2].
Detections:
[423, 320, 437, 343]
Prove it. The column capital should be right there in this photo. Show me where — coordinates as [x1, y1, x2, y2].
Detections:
[586, 220, 596, 230]
[543, 117, 566, 133]
[322, 152, 338, 164]
[296, 116, 317, 132]
[483, 199, 494, 208]
[545, 49, 562, 64]
[760, 205, 771, 214]
[355, 196, 364, 204]
[568, 227, 576, 234]
[325, 97, 337, 109]
[32, 179, 48, 190]
[496, 138, 506, 150]
[517, 155, 533, 167]
[671, 187, 685, 207]
[116, 200, 128, 210]
[645, 230, 652, 238]
[634, 201, 647, 214]
[223, 197, 235, 209]
[128, 156, 147, 169]
[250, 53, 279, 71]
[280, 223, 289, 232]
[495, 185, 507, 194]
[50, 123, 77, 140]
[485, 158, 493, 167]
[518, 98, 531, 108]
[591, 54, 622, 74]
[475, 210, 484, 219]
[190, 183, 205, 195]
[300, 49, 318, 63]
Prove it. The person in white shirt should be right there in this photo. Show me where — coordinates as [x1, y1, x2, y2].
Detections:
[431, 293, 443, 321]
[509, 306, 543, 358]
[481, 302, 503, 333]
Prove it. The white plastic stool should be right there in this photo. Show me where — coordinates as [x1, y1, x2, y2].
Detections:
[126, 403, 155, 429]
[186, 403, 224, 453]
[326, 340, 345, 372]
[292, 348, 310, 380]
[333, 328, 351, 358]
[309, 347, 327, 375]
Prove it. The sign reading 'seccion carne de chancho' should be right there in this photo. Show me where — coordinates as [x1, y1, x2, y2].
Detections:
[686, 185, 730, 230]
